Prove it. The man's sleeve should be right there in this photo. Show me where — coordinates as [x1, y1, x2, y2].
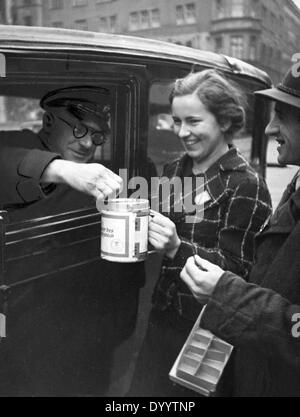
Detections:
[201, 272, 300, 368]
[0, 145, 60, 206]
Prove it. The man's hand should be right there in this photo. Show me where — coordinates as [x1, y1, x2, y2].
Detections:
[41, 159, 123, 201]
[180, 255, 224, 304]
[148, 210, 181, 258]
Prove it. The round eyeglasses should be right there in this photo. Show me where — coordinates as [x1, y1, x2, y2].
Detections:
[56, 115, 109, 146]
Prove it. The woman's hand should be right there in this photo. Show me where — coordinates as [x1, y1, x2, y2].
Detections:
[180, 255, 224, 304]
[149, 210, 181, 258]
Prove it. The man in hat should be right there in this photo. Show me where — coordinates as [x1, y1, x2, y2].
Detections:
[0, 87, 143, 397]
[0, 86, 122, 213]
[180, 65, 300, 396]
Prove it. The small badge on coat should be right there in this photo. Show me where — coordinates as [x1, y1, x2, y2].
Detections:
[0, 314, 6, 338]
[195, 191, 212, 206]
[258, 214, 272, 234]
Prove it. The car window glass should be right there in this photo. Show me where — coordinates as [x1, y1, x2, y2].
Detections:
[0, 96, 42, 131]
[148, 81, 184, 176]
[0, 86, 116, 222]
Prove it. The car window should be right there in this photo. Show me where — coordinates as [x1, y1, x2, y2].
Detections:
[0, 53, 141, 221]
[0, 93, 113, 164]
[148, 81, 183, 176]
[0, 96, 41, 131]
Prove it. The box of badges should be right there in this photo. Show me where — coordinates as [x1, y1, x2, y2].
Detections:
[169, 309, 233, 396]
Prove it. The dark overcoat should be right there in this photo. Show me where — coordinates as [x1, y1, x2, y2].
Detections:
[202, 177, 300, 396]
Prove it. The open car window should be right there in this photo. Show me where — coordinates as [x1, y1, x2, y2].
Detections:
[0, 89, 114, 166]
[0, 53, 144, 221]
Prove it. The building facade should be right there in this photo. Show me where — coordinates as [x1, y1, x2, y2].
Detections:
[0, 0, 13, 24]
[6, 0, 300, 82]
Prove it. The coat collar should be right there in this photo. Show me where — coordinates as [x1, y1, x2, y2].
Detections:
[206, 148, 248, 207]
[174, 147, 249, 209]
[176, 147, 248, 177]
[259, 173, 300, 236]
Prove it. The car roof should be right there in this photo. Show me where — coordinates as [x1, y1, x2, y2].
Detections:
[0, 25, 271, 87]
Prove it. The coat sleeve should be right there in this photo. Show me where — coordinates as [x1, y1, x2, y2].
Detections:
[172, 177, 272, 278]
[0, 132, 60, 206]
[201, 272, 300, 368]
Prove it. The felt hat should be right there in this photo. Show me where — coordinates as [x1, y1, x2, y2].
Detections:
[255, 66, 300, 109]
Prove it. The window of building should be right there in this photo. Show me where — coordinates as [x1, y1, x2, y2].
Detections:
[72, 0, 88, 7]
[185, 3, 196, 24]
[176, 3, 196, 25]
[23, 15, 33, 26]
[230, 36, 244, 59]
[99, 17, 107, 31]
[250, 0, 259, 18]
[249, 36, 257, 60]
[215, 36, 223, 53]
[230, 0, 244, 17]
[215, 0, 225, 19]
[129, 9, 161, 31]
[24, 0, 32, 6]
[99, 15, 117, 33]
[176, 5, 185, 25]
[140, 10, 150, 29]
[109, 15, 117, 33]
[52, 21, 63, 27]
[129, 12, 139, 31]
[49, 0, 64, 10]
[262, 5, 267, 21]
[74, 19, 88, 30]
[151, 8, 161, 28]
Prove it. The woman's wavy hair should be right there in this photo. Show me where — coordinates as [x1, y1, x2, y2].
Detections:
[169, 69, 247, 140]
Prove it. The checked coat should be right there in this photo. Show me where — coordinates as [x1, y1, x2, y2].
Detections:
[152, 147, 272, 322]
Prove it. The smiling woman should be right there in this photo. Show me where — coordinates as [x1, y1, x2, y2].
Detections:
[128, 69, 272, 397]
[0, 25, 273, 397]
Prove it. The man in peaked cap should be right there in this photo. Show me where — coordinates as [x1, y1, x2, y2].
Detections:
[0, 86, 144, 397]
[0, 85, 122, 210]
[178, 65, 300, 396]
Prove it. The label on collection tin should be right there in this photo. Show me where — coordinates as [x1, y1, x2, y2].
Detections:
[101, 211, 149, 263]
